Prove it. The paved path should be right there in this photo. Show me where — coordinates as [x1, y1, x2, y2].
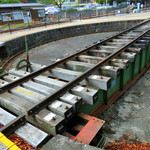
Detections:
[0, 11, 150, 42]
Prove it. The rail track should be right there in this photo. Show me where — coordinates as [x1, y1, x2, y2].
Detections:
[1, 19, 150, 149]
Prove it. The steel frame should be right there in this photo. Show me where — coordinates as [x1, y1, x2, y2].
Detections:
[0, 19, 150, 137]
[0, 19, 149, 94]
[90, 62, 150, 117]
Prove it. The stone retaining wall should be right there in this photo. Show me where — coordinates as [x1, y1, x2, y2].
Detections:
[1, 19, 143, 58]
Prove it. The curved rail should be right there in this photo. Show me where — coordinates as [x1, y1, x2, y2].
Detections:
[0, 18, 150, 145]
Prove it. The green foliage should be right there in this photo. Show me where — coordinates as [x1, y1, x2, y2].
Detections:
[94, 0, 128, 4]
[39, 0, 65, 9]
[94, 0, 111, 4]
[62, 8, 77, 12]
[26, 0, 37, 2]
[0, 0, 20, 3]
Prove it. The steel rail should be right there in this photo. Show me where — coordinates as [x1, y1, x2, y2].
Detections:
[27, 27, 150, 116]
[0, 19, 150, 94]
[0, 18, 150, 137]
[0, 115, 26, 136]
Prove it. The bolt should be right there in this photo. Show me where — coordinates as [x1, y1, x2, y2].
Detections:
[76, 97, 80, 101]
[86, 89, 89, 92]
[52, 117, 56, 121]
[65, 106, 69, 110]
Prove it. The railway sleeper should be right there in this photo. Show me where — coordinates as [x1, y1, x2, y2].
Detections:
[88, 50, 136, 62]
[78, 55, 128, 69]
[8, 69, 98, 105]
[0, 78, 74, 121]
[0, 107, 49, 148]
[0, 90, 65, 136]
[26, 63, 112, 91]
[64, 60, 120, 78]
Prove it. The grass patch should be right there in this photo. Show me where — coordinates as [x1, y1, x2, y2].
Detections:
[0, 22, 32, 30]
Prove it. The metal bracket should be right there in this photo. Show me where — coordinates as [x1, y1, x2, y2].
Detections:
[64, 113, 105, 147]
[0, 67, 8, 78]
[15, 59, 31, 71]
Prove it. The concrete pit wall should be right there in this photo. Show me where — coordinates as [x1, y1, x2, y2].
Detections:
[1, 19, 143, 59]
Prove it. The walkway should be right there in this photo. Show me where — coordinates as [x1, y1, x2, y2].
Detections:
[0, 11, 150, 42]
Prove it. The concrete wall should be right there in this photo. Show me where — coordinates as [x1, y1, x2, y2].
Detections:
[1, 19, 143, 58]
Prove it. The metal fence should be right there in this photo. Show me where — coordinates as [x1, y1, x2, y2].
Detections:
[0, 6, 149, 34]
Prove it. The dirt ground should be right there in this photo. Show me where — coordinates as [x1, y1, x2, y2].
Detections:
[101, 68, 150, 145]
[11, 32, 150, 147]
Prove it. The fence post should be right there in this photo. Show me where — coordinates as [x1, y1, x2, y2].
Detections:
[28, 19, 31, 30]
[45, 15, 47, 27]
[96, 9, 98, 17]
[80, 13, 81, 21]
[90, 13, 91, 19]
[8, 23, 12, 34]
[58, 16, 60, 25]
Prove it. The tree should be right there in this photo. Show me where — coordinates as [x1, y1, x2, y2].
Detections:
[39, 0, 65, 9]
[95, 0, 128, 4]
[0, 0, 20, 3]
[26, 0, 37, 2]
[94, 0, 112, 4]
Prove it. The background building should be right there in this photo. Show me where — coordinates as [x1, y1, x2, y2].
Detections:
[0, 3, 45, 24]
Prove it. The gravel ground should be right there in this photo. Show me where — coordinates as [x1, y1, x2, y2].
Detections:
[101, 68, 150, 145]
[11, 31, 150, 147]
[12, 32, 116, 67]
